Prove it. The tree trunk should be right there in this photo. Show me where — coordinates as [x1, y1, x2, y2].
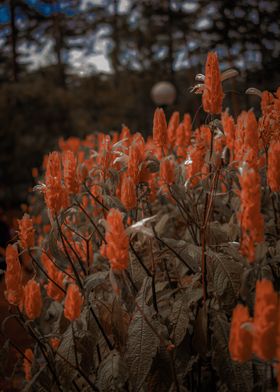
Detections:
[9, 0, 19, 82]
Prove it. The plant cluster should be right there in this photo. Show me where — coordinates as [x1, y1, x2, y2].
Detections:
[2, 52, 280, 392]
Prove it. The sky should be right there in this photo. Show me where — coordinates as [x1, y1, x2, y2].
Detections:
[0, 0, 275, 75]
[0, 0, 131, 75]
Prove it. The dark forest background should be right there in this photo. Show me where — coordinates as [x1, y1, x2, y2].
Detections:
[0, 0, 280, 206]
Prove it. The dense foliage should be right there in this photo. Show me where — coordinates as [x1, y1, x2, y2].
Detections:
[2, 52, 280, 391]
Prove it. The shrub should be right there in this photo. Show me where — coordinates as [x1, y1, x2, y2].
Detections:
[3, 52, 280, 391]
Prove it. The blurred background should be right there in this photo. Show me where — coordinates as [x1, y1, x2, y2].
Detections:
[0, 0, 280, 208]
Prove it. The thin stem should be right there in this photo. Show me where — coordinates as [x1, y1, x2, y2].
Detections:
[150, 239, 158, 314]
[84, 182, 109, 211]
[169, 350, 180, 392]
[129, 240, 151, 277]
[89, 306, 113, 351]
[55, 216, 84, 290]
[75, 199, 106, 244]
[28, 249, 66, 294]
[155, 235, 196, 274]
[16, 311, 63, 392]
[55, 351, 99, 391]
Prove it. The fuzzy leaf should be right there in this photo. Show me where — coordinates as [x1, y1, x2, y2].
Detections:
[97, 350, 128, 392]
[208, 250, 243, 312]
[161, 238, 200, 273]
[170, 287, 203, 345]
[211, 311, 253, 392]
[84, 271, 109, 297]
[126, 277, 160, 391]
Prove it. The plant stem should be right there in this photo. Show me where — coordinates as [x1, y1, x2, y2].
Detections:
[89, 306, 113, 351]
[55, 216, 84, 290]
[129, 240, 151, 277]
[76, 199, 106, 244]
[28, 249, 66, 294]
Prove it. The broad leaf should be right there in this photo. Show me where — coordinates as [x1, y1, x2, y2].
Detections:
[97, 350, 128, 392]
[125, 277, 160, 391]
[208, 250, 243, 312]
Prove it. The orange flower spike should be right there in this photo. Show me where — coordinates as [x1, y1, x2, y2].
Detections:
[98, 135, 113, 173]
[167, 111, 180, 147]
[221, 111, 235, 152]
[175, 123, 187, 161]
[239, 169, 264, 262]
[128, 145, 141, 184]
[18, 213, 35, 249]
[104, 208, 129, 271]
[186, 134, 206, 187]
[5, 244, 23, 306]
[120, 125, 131, 148]
[244, 111, 258, 153]
[44, 176, 69, 217]
[42, 253, 65, 302]
[202, 52, 224, 114]
[160, 157, 176, 185]
[229, 304, 252, 362]
[23, 349, 33, 381]
[253, 280, 278, 361]
[183, 113, 192, 145]
[175, 123, 186, 147]
[24, 279, 43, 320]
[153, 108, 168, 149]
[63, 150, 80, 194]
[267, 141, 280, 192]
[64, 284, 84, 321]
[261, 90, 275, 114]
[46, 151, 62, 182]
[121, 175, 137, 210]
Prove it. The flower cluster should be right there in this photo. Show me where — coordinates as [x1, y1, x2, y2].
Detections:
[3, 52, 280, 390]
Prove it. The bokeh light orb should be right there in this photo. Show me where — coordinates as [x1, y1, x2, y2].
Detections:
[151, 81, 176, 105]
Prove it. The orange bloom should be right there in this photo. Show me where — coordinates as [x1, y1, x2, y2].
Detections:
[24, 279, 43, 320]
[102, 208, 129, 271]
[120, 125, 131, 149]
[44, 175, 69, 217]
[97, 135, 113, 174]
[45, 151, 68, 216]
[50, 338, 60, 350]
[63, 150, 80, 194]
[160, 157, 175, 185]
[259, 90, 280, 149]
[64, 284, 84, 321]
[127, 135, 146, 184]
[18, 214, 35, 249]
[229, 304, 252, 362]
[153, 108, 167, 149]
[267, 141, 280, 192]
[121, 175, 137, 210]
[221, 111, 235, 152]
[5, 244, 23, 306]
[175, 123, 188, 161]
[167, 111, 180, 147]
[183, 113, 192, 146]
[46, 151, 62, 182]
[186, 128, 208, 187]
[239, 168, 264, 262]
[253, 280, 278, 361]
[202, 52, 224, 114]
[59, 137, 81, 153]
[23, 348, 33, 381]
[42, 253, 65, 302]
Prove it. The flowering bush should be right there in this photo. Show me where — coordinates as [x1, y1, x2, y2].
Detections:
[3, 52, 280, 391]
